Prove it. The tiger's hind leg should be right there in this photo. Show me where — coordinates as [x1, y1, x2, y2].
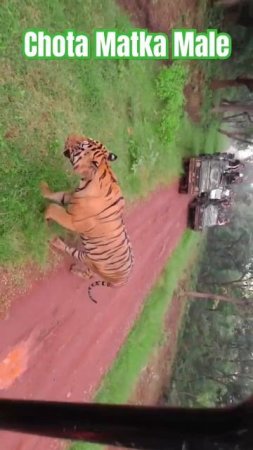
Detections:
[50, 237, 84, 259]
[70, 263, 93, 280]
[50, 238, 93, 280]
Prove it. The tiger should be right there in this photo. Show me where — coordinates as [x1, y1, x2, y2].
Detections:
[40, 134, 134, 303]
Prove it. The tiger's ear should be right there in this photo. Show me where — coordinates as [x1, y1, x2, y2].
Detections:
[80, 140, 90, 149]
[108, 152, 117, 161]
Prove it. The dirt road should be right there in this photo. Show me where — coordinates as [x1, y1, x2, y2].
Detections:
[0, 182, 190, 450]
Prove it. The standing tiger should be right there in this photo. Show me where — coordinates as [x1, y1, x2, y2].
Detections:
[40, 134, 134, 303]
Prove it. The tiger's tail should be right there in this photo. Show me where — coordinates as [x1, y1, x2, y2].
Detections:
[88, 280, 111, 304]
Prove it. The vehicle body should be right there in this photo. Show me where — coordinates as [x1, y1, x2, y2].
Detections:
[188, 198, 231, 231]
[179, 153, 235, 196]
[208, 187, 234, 201]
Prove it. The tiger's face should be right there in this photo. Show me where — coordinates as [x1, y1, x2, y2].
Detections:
[64, 135, 117, 177]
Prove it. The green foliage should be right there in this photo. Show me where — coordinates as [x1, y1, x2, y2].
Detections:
[175, 115, 227, 161]
[167, 297, 238, 407]
[224, 28, 253, 76]
[166, 191, 253, 408]
[208, 4, 253, 78]
[157, 63, 189, 143]
[204, 4, 224, 29]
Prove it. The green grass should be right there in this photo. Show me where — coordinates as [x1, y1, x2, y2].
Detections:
[157, 62, 189, 144]
[175, 114, 228, 160]
[0, 0, 193, 267]
[70, 230, 201, 450]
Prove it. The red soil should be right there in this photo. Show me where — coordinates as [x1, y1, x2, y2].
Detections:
[0, 182, 190, 450]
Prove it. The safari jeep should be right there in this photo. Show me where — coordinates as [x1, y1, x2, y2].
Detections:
[188, 197, 231, 231]
[179, 153, 234, 196]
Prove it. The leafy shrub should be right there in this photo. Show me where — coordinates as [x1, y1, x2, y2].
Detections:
[157, 62, 189, 143]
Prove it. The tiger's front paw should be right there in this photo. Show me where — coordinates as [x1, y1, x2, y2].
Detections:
[40, 181, 51, 198]
[50, 237, 66, 252]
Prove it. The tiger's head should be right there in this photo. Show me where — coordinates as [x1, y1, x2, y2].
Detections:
[64, 134, 117, 177]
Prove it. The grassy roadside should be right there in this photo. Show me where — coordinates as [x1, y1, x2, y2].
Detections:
[0, 0, 189, 267]
[70, 230, 201, 450]
[0, 0, 223, 268]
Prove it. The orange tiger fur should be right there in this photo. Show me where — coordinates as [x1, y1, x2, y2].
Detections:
[40, 134, 134, 303]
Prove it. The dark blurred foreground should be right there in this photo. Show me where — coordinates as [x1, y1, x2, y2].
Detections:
[1, 398, 253, 450]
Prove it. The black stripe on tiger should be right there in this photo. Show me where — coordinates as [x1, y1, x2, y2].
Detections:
[88, 280, 111, 303]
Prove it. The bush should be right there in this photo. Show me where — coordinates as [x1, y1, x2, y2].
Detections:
[157, 62, 189, 143]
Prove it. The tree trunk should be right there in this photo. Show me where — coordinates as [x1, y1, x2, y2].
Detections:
[214, 0, 242, 7]
[183, 291, 252, 307]
[210, 78, 253, 91]
[218, 128, 253, 145]
[204, 275, 253, 287]
[222, 112, 253, 124]
[212, 103, 253, 114]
